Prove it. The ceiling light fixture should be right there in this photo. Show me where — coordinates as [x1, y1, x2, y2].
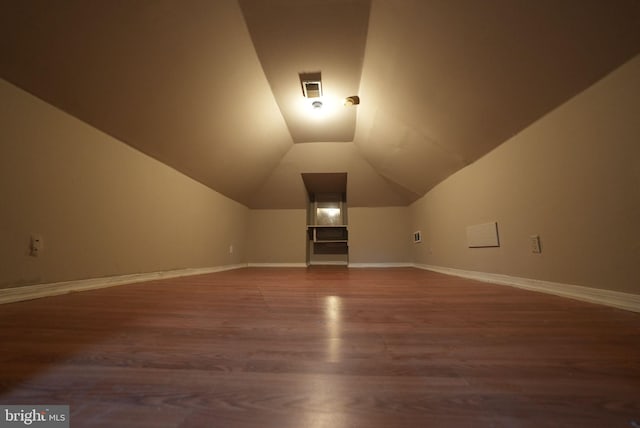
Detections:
[298, 71, 347, 118]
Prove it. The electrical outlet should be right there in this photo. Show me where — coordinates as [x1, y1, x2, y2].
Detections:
[30, 234, 43, 257]
[229, 244, 234, 255]
[530, 235, 541, 254]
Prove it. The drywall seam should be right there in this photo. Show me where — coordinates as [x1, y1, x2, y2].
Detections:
[0, 264, 248, 305]
[415, 264, 640, 313]
[349, 263, 413, 268]
[247, 263, 308, 268]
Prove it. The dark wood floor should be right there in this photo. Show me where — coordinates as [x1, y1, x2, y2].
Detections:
[1, 267, 639, 427]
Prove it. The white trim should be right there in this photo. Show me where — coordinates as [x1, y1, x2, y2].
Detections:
[6, 262, 637, 313]
[414, 263, 640, 313]
[0, 264, 247, 305]
[247, 263, 307, 268]
[349, 262, 413, 268]
[308, 261, 348, 266]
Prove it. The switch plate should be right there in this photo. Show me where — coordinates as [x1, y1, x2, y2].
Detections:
[30, 234, 43, 257]
[530, 235, 541, 254]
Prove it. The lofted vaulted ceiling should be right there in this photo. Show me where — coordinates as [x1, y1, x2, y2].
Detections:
[1, 1, 639, 209]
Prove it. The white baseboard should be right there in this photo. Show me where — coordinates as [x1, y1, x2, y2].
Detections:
[6, 262, 638, 313]
[0, 263, 247, 305]
[308, 261, 348, 266]
[247, 263, 307, 268]
[414, 263, 640, 313]
[349, 262, 413, 268]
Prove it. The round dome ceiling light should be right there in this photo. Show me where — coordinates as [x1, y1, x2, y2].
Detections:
[311, 100, 323, 109]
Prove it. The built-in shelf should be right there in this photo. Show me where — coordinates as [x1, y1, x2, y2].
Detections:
[312, 241, 348, 255]
[308, 226, 348, 243]
[306, 193, 348, 264]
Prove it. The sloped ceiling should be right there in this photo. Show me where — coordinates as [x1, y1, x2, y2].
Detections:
[239, 0, 370, 144]
[1, 1, 639, 209]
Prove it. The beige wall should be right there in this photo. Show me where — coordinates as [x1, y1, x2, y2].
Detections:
[247, 209, 307, 264]
[0, 80, 248, 288]
[348, 207, 411, 264]
[410, 55, 640, 295]
[246, 207, 412, 265]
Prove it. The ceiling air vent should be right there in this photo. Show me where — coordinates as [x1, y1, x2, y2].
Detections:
[299, 72, 322, 98]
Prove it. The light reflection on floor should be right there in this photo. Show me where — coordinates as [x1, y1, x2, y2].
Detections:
[324, 295, 341, 362]
[301, 295, 347, 428]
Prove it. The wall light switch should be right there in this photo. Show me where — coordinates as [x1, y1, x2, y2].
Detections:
[530, 235, 541, 254]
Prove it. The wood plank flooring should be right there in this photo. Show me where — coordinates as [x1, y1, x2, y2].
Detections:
[1, 267, 639, 427]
